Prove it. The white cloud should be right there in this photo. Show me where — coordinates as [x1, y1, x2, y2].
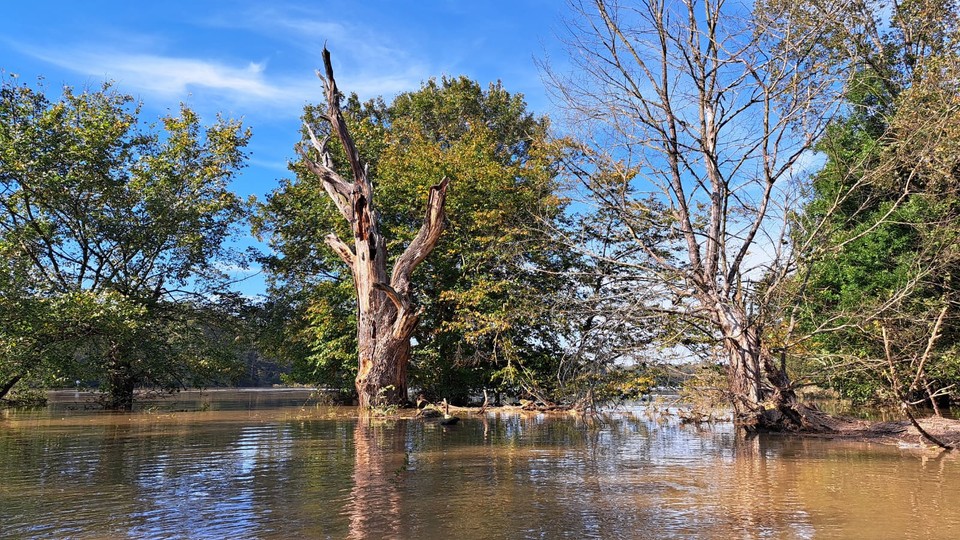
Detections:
[204, 3, 432, 95]
[14, 42, 427, 117]
[6, 1, 444, 119]
[16, 45, 308, 107]
[207, 6, 398, 63]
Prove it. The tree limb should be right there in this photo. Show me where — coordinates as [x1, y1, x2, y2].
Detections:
[320, 48, 365, 185]
[0, 374, 23, 401]
[390, 177, 451, 295]
[324, 233, 356, 267]
[298, 135, 355, 221]
[373, 281, 407, 313]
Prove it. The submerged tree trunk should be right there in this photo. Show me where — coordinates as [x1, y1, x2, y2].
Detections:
[725, 333, 804, 431]
[104, 343, 136, 411]
[714, 301, 829, 432]
[301, 48, 449, 408]
[105, 372, 135, 411]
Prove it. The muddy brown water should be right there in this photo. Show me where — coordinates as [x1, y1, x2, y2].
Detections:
[1, 389, 958, 539]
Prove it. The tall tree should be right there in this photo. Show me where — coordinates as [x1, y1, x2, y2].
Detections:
[546, 0, 841, 429]
[0, 78, 250, 408]
[788, 0, 960, 411]
[257, 61, 571, 406]
[292, 50, 450, 408]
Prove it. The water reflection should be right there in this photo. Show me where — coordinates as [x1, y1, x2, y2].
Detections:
[347, 417, 406, 539]
[1, 396, 959, 539]
[129, 423, 294, 538]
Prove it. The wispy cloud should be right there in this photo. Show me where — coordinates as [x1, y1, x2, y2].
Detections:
[9, 3, 432, 116]
[12, 43, 430, 119]
[15, 47, 426, 115]
[204, 3, 432, 94]
[12, 43, 312, 110]
[207, 6, 404, 64]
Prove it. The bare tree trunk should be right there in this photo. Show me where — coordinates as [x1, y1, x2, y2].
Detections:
[725, 334, 764, 421]
[355, 330, 411, 408]
[0, 373, 22, 401]
[301, 49, 449, 408]
[714, 302, 805, 430]
[924, 378, 943, 417]
[547, 0, 839, 432]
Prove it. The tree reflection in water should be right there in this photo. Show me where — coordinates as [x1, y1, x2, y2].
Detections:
[3, 398, 960, 539]
[347, 416, 406, 539]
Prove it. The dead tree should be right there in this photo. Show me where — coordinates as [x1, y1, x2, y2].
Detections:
[300, 49, 450, 408]
[546, 0, 842, 430]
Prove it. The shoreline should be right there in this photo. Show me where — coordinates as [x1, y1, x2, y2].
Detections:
[792, 413, 960, 450]
[14, 389, 960, 451]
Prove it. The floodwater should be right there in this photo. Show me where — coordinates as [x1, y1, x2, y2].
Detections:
[1, 390, 958, 539]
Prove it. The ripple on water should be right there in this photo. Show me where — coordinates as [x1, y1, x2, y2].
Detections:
[2, 399, 960, 539]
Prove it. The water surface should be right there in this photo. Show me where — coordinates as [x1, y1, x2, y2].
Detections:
[1, 390, 957, 539]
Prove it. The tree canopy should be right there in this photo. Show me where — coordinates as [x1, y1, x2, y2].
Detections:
[789, 0, 960, 409]
[0, 78, 251, 407]
[256, 75, 577, 404]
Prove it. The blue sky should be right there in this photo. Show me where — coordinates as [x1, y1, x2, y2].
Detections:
[3, 0, 571, 295]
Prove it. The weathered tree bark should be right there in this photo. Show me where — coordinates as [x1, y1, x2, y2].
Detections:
[712, 300, 839, 432]
[713, 301, 799, 430]
[301, 48, 450, 408]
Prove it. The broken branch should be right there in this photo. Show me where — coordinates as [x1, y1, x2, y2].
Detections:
[391, 177, 451, 294]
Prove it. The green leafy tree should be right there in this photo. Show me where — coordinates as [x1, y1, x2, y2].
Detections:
[257, 69, 572, 405]
[0, 77, 250, 408]
[789, 0, 960, 411]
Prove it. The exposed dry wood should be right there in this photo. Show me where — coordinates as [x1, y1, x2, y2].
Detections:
[302, 48, 450, 408]
[902, 406, 955, 450]
[796, 413, 960, 451]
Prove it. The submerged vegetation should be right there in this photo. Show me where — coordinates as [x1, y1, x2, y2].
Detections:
[2, 1, 960, 437]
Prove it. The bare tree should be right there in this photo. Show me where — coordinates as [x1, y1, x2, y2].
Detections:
[546, 0, 843, 429]
[301, 49, 450, 408]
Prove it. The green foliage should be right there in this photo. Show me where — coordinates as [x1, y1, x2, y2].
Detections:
[289, 280, 357, 393]
[568, 366, 654, 408]
[257, 76, 573, 403]
[0, 77, 251, 407]
[790, 1, 960, 405]
[370, 385, 400, 416]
